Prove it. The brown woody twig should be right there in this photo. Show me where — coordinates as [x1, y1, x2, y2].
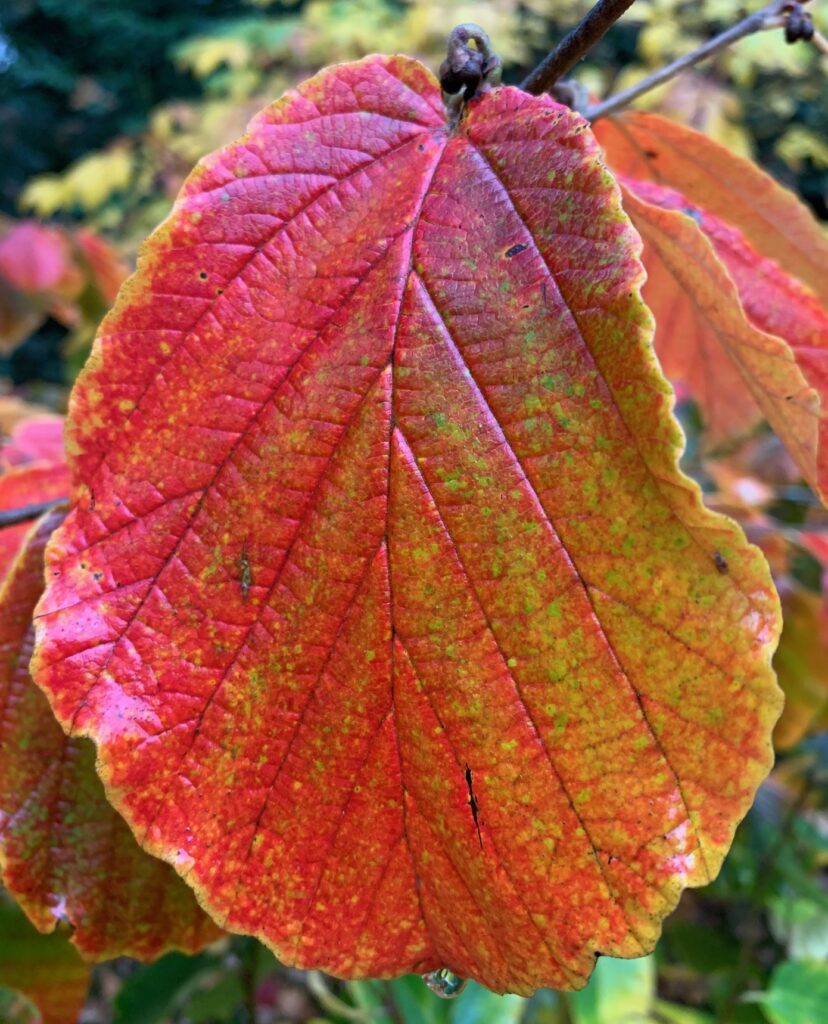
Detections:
[520, 0, 638, 95]
[812, 28, 828, 55]
[586, 0, 813, 121]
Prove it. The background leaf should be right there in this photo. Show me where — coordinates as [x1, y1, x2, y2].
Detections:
[752, 960, 828, 1024]
[617, 175, 828, 505]
[594, 112, 828, 307]
[0, 505, 222, 959]
[568, 955, 654, 1024]
[0, 895, 90, 1024]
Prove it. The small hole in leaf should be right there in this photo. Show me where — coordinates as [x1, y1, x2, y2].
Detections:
[199, 271, 208, 280]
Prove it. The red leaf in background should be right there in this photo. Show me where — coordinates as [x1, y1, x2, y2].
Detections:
[0, 465, 69, 579]
[1, 415, 66, 469]
[73, 229, 129, 307]
[618, 175, 828, 502]
[0, 277, 43, 357]
[593, 112, 828, 308]
[0, 508, 222, 960]
[622, 191, 766, 441]
[0, 220, 129, 354]
[32, 58, 781, 993]
[0, 408, 68, 577]
[0, 223, 76, 296]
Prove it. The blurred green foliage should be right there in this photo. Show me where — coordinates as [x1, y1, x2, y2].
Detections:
[3, 1, 827, 224]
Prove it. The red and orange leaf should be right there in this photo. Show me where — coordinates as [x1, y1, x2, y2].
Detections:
[0, 896, 90, 1024]
[32, 58, 781, 994]
[0, 511, 221, 961]
[619, 176, 828, 501]
[629, 208, 764, 441]
[594, 112, 828, 307]
[0, 463, 69, 580]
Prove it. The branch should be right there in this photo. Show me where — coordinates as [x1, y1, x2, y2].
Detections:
[521, 0, 638, 95]
[0, 497, 68, 529]
[814, 29, 828, 56]
[585, 0, 798, 121]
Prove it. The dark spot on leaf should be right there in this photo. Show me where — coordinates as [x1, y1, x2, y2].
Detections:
[504, 243, 528, 259]
[417, 143, 425, 151]
[199, 271, 208, 280]
[714, 551, 729, 574]
[465, 764, 483, 850]
[645, 149, 658, 158]
[239, 544, 252, 600]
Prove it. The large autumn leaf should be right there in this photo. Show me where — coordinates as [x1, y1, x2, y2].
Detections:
[32, 56, 781, 994]
[593, 112, 828, 308]
[617, 176, 828, 502]
[0, 509, 221, 960]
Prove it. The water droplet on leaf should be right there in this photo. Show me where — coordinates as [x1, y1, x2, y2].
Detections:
[422, 968, 467, 998]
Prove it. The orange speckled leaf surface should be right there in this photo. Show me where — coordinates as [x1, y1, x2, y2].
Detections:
[32, 57, 781, 994]
[593, 112, 828, 307]
[0, 511, 221, 960]
[620, 176, 828, 502]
